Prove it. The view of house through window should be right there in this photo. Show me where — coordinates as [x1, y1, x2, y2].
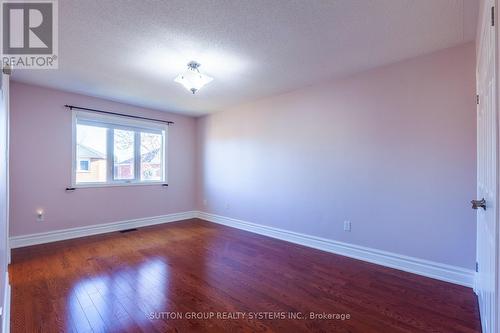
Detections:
[76, 125, 107, 183]
[74, 111, 166, 186]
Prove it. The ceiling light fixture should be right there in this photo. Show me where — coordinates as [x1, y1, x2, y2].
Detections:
[174, 61, 213, 94]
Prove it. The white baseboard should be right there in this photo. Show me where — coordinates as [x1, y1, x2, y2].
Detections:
[196, 211, 474, 288]
[9, 211, 197, 249]
[8, 210, 474, 288]
[2, 272, 9, 333]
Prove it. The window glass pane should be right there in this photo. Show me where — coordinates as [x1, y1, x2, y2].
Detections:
[79, 160, 89, 171]
[74, 111, 166, 186]
[76, 124, 107, 183]
[140, 132, 162, 181]
[113, 129, 135, 180]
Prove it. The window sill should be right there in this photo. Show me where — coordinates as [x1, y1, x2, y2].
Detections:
[70, 182, 167, 189]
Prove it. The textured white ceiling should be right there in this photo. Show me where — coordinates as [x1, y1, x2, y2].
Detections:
[12, 0, 478, 116]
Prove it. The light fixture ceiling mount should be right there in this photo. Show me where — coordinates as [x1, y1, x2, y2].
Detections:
[174, 61, 213, 94]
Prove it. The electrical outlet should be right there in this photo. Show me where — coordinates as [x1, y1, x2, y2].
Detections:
[343, 220, 351, 232]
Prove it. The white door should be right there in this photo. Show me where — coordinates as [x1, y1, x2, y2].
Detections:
[476, 1, 499, 332]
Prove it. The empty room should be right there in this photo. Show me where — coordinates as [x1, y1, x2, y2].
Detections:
[0, 0, 499, 332]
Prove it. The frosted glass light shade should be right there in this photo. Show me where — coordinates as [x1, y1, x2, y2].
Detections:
[174, 64, 213, 94]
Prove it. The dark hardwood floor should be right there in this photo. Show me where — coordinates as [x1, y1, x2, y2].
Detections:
[10, 219, 481, 332]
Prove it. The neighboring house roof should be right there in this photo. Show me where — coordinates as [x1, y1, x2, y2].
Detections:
[120, 148, 161, 165]
[77, 144, 105, 159]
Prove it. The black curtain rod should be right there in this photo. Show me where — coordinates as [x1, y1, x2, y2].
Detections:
[64, 104, 174, 125]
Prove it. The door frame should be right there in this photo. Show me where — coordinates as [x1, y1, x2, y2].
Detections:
[0, 68, 10, 333]
[494, 2, 499, 332]
[2, 72, 9, 267]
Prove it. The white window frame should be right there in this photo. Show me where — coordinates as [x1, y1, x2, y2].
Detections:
[71, 110, 168, 188]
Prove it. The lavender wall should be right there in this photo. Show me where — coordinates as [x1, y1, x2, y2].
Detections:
[9, 82, 197, 236]
[196, 43, 477, 269]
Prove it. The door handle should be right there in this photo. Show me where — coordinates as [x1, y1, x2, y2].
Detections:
[471, 198, 486, 210]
